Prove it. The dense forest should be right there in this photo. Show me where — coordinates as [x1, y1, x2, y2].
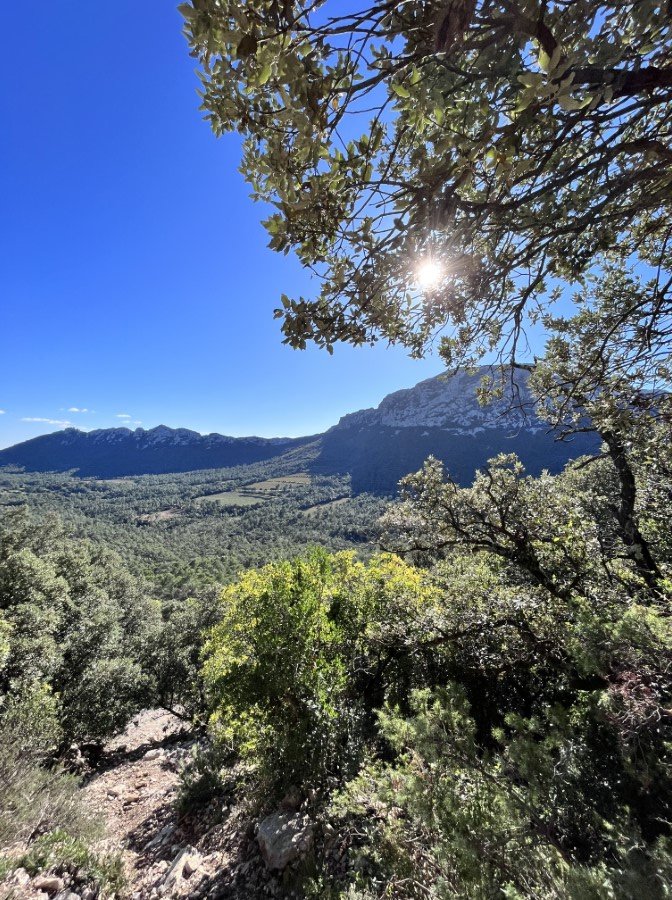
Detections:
[0, 462, 386, 596]
[2, 0, 672, 898]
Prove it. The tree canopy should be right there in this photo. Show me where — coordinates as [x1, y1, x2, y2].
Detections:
[182, 0, 672, 364]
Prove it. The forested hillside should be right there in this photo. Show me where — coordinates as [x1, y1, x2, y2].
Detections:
[0, 426, 313, 478]
[0, 462, 385, 596]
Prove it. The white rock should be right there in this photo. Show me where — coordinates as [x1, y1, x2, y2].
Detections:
[257, 812, 314, 871]
[160, 846, 202, 894]
[335, 366, 536, 432]
[144, 748, 164, 761]
[9, 868, 30, 887]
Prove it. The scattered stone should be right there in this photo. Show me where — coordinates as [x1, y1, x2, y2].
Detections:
[123, 791, 142, 804]
[54, 891, 81, 900]
[34, 875, 65, 893]
[257, 812, 314, 871]
[159, 846, 202, 894]
[144, 748, 164, 761]
[80, 890, 95, 900]
[8, 867, 30, 887]
[144, 823, 176, 850]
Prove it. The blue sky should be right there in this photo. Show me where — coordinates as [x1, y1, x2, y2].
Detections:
[6, 1, 574, 453]
[0, 0, 452, 449]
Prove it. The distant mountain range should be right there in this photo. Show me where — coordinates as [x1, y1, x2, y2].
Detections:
[0, 368, 599, 492]
[0, 425, 314, 478]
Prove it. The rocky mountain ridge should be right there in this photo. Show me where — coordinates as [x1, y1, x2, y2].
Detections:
[333, 367, 538, 433]
[70, 424, 298, 448]
[0, 368, 599, 489]
[0, 425, 313, 479]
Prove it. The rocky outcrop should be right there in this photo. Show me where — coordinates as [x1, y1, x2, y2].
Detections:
[159, 846, 203, 895]
[256, 812, 314, 870]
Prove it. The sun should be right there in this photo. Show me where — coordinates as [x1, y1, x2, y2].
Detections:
[415, 258, 443, 292]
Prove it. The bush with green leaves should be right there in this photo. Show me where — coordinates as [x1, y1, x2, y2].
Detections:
[0, 508, 159, 745]
[321, 446, 672, 898]
[20, 829, 125, 898]
[0, 683, 122, 900]
[336, 684, 672, 899]
[200, 438, 672, 896]
[203, 548, 438, 794]
[0, 684, 87, 848]
[148, 587, 223, 719]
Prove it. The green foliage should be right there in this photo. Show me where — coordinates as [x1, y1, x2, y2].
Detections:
[148, 588, 223, 717]
[61, 657, 148, 741]
[0, 465, 384, 599]
[320, 444, 672, 897]
[20, 829, 125, 897]
[181, 1, 671, 366]
[176, 742, 233, 813]
[199, 436, 672, 895]
[0, 508, 157, 744]
[0, 685, 93, 848]
[203, 549, 437, 793]
[337, 687, 672, 898]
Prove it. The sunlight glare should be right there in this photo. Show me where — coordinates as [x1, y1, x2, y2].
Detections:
[416, 258, 443, 292]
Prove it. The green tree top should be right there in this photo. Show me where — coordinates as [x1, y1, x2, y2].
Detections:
[182, 0, 672, 363]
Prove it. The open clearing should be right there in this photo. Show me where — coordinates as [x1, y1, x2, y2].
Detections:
[245, 473, 311, 491]
[197, 491, 267, 507]
[137, 509, 181, 523]
[195, 473, 311, 506]
[301, 497, 350, 515]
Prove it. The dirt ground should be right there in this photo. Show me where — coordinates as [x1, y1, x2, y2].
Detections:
[3, 711, 306, 900]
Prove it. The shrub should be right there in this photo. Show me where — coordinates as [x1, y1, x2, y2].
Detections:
[0, 683, 124, 897]
[333, 687, 672, 899]
[203, 549, 436, 795]
[20, 829, 125, 897]
[0, 509, 158, 745]
[176, 742, 233, 813]
[0, 684, 95, 847]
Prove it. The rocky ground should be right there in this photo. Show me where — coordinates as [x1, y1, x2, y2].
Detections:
[2, 711, 325, 900]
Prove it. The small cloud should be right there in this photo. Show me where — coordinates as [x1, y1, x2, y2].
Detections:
[67, 407, 90, 413]
[116, 413, 132, 419]
[0, 409, 5, 415]
[133, 420, 142, 426]
[22, 417, 72, 427]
